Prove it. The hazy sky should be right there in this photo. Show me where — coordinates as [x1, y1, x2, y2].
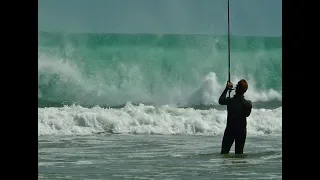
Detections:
[38, 0, 282, 36]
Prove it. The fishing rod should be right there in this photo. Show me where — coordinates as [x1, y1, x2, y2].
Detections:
[227, 0, 233, 97]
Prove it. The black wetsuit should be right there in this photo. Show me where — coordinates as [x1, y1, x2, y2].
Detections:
[218, 87, 252, 154]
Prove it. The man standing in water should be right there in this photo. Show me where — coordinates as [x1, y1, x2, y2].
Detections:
[218, 79, 252, 154]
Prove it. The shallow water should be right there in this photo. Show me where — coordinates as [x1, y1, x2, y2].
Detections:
[38, 134, 282, 180]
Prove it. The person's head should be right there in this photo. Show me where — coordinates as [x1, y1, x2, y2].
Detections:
[235, 79, 248, 95]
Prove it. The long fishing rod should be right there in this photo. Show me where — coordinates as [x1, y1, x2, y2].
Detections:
[227, 0, 232, 97]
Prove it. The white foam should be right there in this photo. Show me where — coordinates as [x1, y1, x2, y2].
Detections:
[75, 160, 94, 165]
[186, 72, 282, 106]
[38, 54, 84, 84]
[38, 102, 282, 136]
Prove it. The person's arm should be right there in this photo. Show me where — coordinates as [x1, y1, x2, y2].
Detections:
[219, 82, 232, 105]
[243, 100, 252, 117]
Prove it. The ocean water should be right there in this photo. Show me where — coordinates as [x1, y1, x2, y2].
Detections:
[38, 32, 282, 179]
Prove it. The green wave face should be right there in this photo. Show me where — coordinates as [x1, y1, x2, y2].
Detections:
[38, 32, 282, 107]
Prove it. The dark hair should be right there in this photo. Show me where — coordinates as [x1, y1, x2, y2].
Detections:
[236, 79, 248, 94]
